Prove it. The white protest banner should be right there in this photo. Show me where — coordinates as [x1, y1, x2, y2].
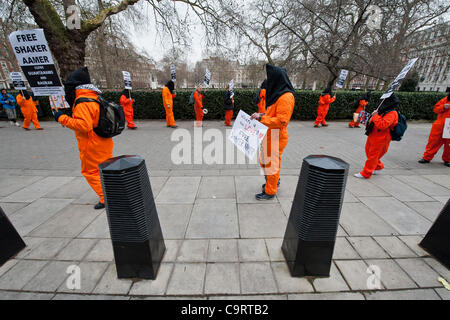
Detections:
[204, 68, 211, 86]
[49, 95, 70, 109]
[122, 71, 132, 90]
[10, 72, 27, 90]
[170, 64, 176, 82]
[443, 118, 450, 139]
[8, 29, 64, 96]
[229, 79, 234, 98]
[335, 69, 348, 88]
[228, 110, 268, 160]
[381, 58, 418, 99]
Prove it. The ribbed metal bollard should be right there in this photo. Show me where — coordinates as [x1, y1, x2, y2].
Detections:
[420, 198, 450, 269]
[282, 155, 349, 277]
[99, 155, 165, 279]
[0, 206, 26, 266]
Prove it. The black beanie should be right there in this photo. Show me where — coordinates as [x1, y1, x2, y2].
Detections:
[65, 67, 91, 86]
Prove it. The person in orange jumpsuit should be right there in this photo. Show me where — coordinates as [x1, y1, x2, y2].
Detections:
[251, 64, 295, 200]
[348, 91, 371, 128]
[162, 80, 177, 128]
[53, 67, 113, 209]
[120, 89, 137, 130]
[16, 90, 42, 131]
[354, 94, 400, 179]
[224, 84, 234, 126]
[418, 91, 450, 167]
[314, 88, 336, 127]
[193, 86, 205, 127]
[257, 79, 267, 114]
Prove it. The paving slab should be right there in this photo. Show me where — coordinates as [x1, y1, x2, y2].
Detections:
[373, 236, 417, 258]
[186, 199, 239, 239]
[238, 239, 270, 262]
[398, 236, 429, 257]
[240, 262, 278, 294]
[166, 263, 206, 295]
[0, 202, 29, 216]
[209, 295, 287, 300]
[30, 204, 100, 238]
[369, 175, 434, 202]
[8, 198, 73, 236]
[78, 213, 110, 239]
[238, 203, 287, 238]
[43, 177, 89, 199]
[311, 263, 350, 292]
[347, 237, 390, 259]
[129, 263, 174, 296]
[423, 175, 450, 189]
[57, 261, 108, 294]
[56, 239, 98, 261]
[340, 203, 397, 236]
[278, 199, 292, 218]
[364, 289, 441, 300]
[0, 260, 48, 290]
[85, 239, 114, 262]
[2, 176, 74, 203]
[359, 197, 432, 235]
[265, 239, 284, 262]
[405, 201, 445, 222]
[423, 258, 450, 281]
[23, 261, 74, 292]
[93, 264, 133, 295]
[395, 175, 450, 197]
[395, 258, 441, 288]
[271, 262, 314, 293]
[275, 176, 299, 199]
[364, 259, 417, 290]
[52, 294, 129, 300]
[345, 177, 389, 197]
[156, 177, 201, 204]
[0, 291, 54, 300]
[235, 176, 275, 204]
[0, 259, 19, 278]
[177, 240, 209, 262]
[197, 176, 236, 199]
[149, 176, 169, 198]
[0, 175, 43, 197]
[162, 240, 182, 262]
[207, 239, 238, 262]
[335, 260, 377, 291]
[24, 237, 71, 260]
[333, 237, 360, 260]
[72, 189, 99, 205]
[15, 237, 47, 259]
[204, 263, 240, 295]
[435, 288, 450, 300]
[288, 292, 365, 300]
[157, 204, 192, 239]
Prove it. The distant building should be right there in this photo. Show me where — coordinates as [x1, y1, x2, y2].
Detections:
[407, 22, 450, 92]
[0, 54, 21, 90]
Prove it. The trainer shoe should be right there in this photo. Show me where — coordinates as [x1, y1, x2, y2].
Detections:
[255, 192, 275, 201]
[15, 122, 20, 127]
[418, 159, 430, 164]
[444, 162, 450, 167]
[94, 202, 105, 210]
[354, 173, 367, 179]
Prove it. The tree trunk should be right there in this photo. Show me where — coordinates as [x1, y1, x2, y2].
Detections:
[54, 31, 88, 82]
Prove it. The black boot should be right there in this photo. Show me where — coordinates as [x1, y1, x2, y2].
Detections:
[444, 162, 450, 167]
[94, 202, 105, 210]
[255, 192, 275, 201]
[418, 159, 430, 164]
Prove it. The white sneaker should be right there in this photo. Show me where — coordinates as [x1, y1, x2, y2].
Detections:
[354, 173, 366, 179]
[15, 122, 20, 127]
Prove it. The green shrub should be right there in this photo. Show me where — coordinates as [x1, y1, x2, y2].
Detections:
[27, 90, 447, 121]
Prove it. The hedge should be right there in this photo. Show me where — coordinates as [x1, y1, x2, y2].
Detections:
[11, 90, 448, 121]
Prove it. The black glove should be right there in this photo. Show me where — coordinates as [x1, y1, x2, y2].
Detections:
[53, 110, 63, 122]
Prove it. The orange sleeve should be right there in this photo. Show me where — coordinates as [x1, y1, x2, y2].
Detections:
[120, 95, 128, 106]
[372, 111, 398, 130]
[58, 102, 94, 133]
[329, 96, 336, 103]
[16, 94, 24, 107]
[433, 97, 448, 114]
[260, 93, 294, 129]
[162, 87, 172, 106]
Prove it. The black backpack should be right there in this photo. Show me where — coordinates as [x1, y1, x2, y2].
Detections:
[390, 111, 407, 141]
[75, 96, 125, 138]
[189, 90, 195, 105]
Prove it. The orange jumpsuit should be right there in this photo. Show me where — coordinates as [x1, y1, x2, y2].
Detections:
[422, 97, 450, 162]
[225, 110, 233, 126]
[16, 94, 41, 129]
[259, 92, 295, 195]
[349, 99, 369, 127]
[120, 94, 136, 129]
[314, 94, 336, 126]
[194, 90, 204, 127]
[360, 111, 398, 178]
[258, 89, 267, 114]
[162, 86, 176, 127]
[58, 89, 114, 204]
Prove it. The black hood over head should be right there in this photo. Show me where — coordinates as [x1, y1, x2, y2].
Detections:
[265, 64, 294, 107]
[362, 90, 372, 101]
[122, 89, 131, 99]
[21, 90, 30, 100]
[378, 93, 399, 115]
[261, 79, 267, 90]
[64, 67, 91, 107]
[322, 87, 332, 96]
[166, 80, 175, 93]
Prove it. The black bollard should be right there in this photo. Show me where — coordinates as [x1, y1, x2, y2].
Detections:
[420, 199, 450, 269]
[282, 155, 349, 277]
[0, 207, 26, 266]
[99, 155, 165, 279]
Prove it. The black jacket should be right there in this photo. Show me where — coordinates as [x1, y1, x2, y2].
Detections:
[224, 91, 233, 110]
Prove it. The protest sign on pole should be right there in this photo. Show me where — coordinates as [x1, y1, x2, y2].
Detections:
[8, 29, 64, 96]
[443, 118, 450, 139]
[9, 72, 27, 90]
[170, 64, 176, 82]
[228, 110, 268, 160]
[122, 71, 132, 90]
[229, 79, 234, 98]
[204, 68, 211, 87]
[49, 95, 70, 109]
[381, 58, 418, 99]
[335, 70, 348, 88]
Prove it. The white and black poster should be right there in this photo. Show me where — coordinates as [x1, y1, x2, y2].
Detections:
[204, 68, 211, 86]
[229, 79, 234, 98]
[381, 58, 418, 99]
[122, 71, 132, 90]
[8, 29, 64, 96]
[336, 69, 349, 88]
[170, 64, 176, 82]
[10, 72, 27, 90]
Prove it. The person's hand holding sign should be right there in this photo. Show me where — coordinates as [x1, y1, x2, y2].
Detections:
[53, 107, 63, 122]
[251, 113, 263, 121]
[444, 103, 450, 109]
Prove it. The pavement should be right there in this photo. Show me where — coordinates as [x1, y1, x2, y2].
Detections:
[0, 119, 449, 300]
